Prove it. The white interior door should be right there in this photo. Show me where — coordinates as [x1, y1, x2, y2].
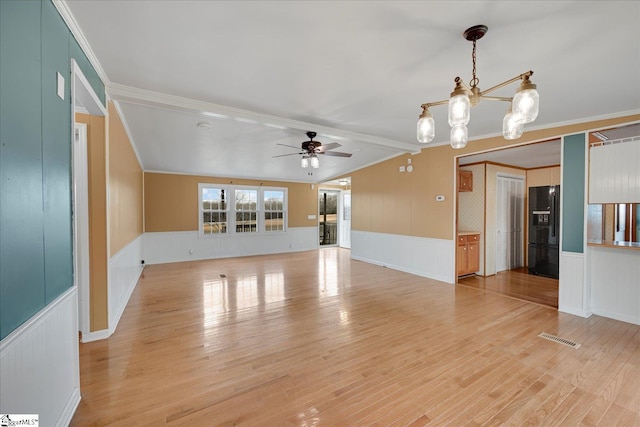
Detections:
[496, 176, 524, 272]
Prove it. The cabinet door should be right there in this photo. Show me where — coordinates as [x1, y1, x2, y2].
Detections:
[457, 243, 468, 276]
[458, 170, 473, 192]
[467, 241, 480, 273]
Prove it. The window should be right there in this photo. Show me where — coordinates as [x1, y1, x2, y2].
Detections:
[235, 189, 258, 233]
[264, 190, 285, 232]
[199, 184, 287, 236]
[200, 186, 228, 234]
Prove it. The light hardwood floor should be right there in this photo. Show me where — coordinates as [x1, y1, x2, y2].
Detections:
[72, 248, 640, 426]
[458, 267, 559, 308]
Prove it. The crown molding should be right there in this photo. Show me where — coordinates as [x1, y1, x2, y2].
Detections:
[53, 0, 110, 86]
[107, 83, 418, 153]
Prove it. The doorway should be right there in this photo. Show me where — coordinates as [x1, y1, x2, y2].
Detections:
[71, 59, 107, 341]
[495, 175, 525, 272]
[319, 190, 339, 246]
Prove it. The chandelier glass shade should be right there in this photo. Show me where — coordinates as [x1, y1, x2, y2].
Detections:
[417, 25, 539, 148]
[301, 156, 309, 168]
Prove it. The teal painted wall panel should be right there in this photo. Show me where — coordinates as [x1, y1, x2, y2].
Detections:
[99, 82, 106, 106]
[69, 34, 105, 107]
[1, 0, 104, 339]
[0, 0, 46, 339]
[42, 0, 73, 302]
[562, 133, 586, 253]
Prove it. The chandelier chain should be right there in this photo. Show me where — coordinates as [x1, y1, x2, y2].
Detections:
[470, 39, 479, 88]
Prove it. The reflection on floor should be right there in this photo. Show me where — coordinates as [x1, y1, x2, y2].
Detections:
[71, 250, 640, 425]
[457, 267, 559, 308]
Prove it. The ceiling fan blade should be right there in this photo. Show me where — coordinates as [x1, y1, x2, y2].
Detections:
[273, 152, 304, 158]
[277, 143, 304, 150]
[322, 151, 352, 158]
[317, 142, 341, 152]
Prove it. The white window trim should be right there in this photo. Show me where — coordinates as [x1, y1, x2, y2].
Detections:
[198, 183, 230, 237]
[262, 186, 287, 233]
[198, 183, 288, 237]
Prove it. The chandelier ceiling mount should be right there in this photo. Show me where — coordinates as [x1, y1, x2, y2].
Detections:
[417, 25, 539, 149]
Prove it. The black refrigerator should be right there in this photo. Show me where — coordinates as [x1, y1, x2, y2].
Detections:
[528, 185, 560, 279]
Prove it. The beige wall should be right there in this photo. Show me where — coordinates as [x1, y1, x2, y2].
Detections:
[108, 102, 143, 256]
[352, 152, 451, 238]
[144, 173, 318, 232]
[351, 115, 640, 241]
[76, 113, 108, 332]
[458, 164, 486, 275]
[527, 166, 561, 187]
[77, 104, 144, 332]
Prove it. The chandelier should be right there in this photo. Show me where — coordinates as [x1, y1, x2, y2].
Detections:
[417, 25, 539, 149]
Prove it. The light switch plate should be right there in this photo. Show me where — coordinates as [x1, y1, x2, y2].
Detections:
[308, 214, 316, 220]
[57, 72, 65, 100]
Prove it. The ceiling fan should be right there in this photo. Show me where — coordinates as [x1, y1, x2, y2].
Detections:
[273, 131, 352, 168]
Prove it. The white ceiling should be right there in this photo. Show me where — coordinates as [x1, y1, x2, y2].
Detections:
[62, 1, 640, 183]
[458, 122, 640, 168]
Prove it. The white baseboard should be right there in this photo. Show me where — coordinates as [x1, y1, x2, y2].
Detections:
[591, 309, 639, 326]
[57, 387, 81, 427]
[351, 231, 455, 284]
[558, 305, 591, 318]
[81, 328, 111, 343]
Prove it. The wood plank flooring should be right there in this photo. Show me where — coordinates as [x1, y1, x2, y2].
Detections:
[458, 267, 559, 308]
[71, 248, 640, 426]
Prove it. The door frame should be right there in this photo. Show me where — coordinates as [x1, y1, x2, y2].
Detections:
[318, 189, 340, 247]
[73, 123, 90, 336]
[71, 59, 106, 340]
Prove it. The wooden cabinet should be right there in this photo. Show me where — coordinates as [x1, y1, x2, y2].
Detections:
[458, 170, 473, 192]
[457, 233, 480, 276]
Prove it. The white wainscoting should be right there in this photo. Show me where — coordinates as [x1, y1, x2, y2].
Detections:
[81, 234, 145, 343]
[109, 234, 144, 335]
[0, 288, 80, 426]
[351, 230, 455, 283]
[588, 246, 640, 325]
[558, 251, 591, 318]
[142, 227, 319, 265]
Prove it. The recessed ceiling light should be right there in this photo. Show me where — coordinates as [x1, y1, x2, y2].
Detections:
[197, 122, 211, 130]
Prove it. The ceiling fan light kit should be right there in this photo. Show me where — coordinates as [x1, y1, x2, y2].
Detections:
[417, 25, 540, 149]
[275, 131, 352, 169]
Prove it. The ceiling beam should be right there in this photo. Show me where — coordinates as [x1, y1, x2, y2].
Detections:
[107, 83, 420, 153]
